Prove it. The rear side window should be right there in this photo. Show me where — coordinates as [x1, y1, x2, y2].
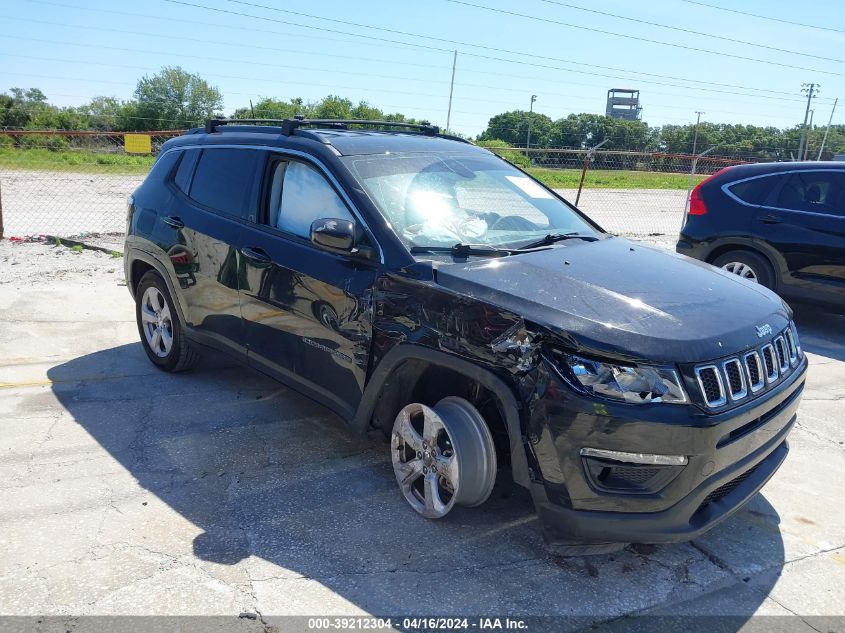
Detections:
[776, 171, 845, 216]
[173, 149, 199, 194]
[189, 148, 262, 220]
[727, 175, 780, 206]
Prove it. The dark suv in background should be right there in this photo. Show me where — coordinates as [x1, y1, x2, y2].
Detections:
[677, 161, 845, 311]
[124, 118, 807, 554]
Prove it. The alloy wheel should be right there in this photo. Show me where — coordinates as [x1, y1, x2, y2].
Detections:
[721, 261, 759, 283]
[391, 397, 497, 519]
[140, 286, 174, 358]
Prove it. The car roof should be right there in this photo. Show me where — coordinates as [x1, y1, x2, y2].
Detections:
[165, 123, 487, 158]
[717, 160, 845, 180]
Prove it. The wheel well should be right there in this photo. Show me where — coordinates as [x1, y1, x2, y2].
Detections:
[130, 259, 154, 294]
[706, 244, 773, 269]
[371, 361, 512, 468]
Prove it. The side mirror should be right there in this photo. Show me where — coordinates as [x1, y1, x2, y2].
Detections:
[310, 218, 356, 253]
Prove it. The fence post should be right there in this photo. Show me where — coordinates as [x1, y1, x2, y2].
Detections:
[681, 145, 718, 232]
[0, 179, 4, 240]
[575, 138, 609, 207]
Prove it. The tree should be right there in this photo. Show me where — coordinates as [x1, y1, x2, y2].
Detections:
[478, 110, 554, 147]
[231, 97, 305, 120]
[133, 66, 223, 130]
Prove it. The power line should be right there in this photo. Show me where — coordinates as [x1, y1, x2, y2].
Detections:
[1, 14, 449, 75]
[535, 0, 845, 64]
[160, 0, 838, 101]
[680, 0, 845, 35]
[448, 0, 845, 77]
[4, 15, 827, 112]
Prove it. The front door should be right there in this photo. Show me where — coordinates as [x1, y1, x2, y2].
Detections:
[238, 157, 379, 419]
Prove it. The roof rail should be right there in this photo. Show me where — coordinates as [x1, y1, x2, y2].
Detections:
[204, 116, 441, 136]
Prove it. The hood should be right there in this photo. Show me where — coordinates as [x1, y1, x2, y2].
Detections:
[433, 237, 790, 364]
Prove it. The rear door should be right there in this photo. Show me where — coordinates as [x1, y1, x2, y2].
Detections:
[752, 169, 845, 304]
[166, 146, 264, 355]
[238, 154, 380, 419]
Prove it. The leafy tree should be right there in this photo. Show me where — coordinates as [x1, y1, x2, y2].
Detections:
[231, 97, 306, 120]
[478, 110, 554, 147]
[132, 66, 223, 130]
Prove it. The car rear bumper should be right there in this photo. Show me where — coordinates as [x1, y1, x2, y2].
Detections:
[528, 356, 806, 547]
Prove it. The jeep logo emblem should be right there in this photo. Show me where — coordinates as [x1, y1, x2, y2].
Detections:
[755, 324, 773, 338]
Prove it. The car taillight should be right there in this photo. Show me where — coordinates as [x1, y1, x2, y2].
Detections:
[688, 184, 707, 215]
[687, 166, 736, 217]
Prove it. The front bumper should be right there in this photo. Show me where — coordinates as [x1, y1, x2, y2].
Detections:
[526, 355, 806, 546]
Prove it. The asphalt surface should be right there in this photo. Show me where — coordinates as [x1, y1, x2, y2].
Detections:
[1, 240, 844, 632]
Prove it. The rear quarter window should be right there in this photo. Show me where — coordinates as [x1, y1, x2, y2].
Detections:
[173, 149, 200, 194]
[146, 150, 179, 182]
[726, 175, 781, 206]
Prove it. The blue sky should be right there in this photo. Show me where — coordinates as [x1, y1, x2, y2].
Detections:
[1, 0, 843, 137]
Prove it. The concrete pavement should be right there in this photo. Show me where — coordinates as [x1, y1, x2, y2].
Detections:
[0, 243, 843, 631]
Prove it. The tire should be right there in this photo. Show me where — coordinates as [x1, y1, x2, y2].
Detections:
[390, 397, 497, 519]
[135, 270, 199, 372]
[712, 250, 775, 290]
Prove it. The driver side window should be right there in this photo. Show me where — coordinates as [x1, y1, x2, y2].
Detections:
[268, 159, 354, 238]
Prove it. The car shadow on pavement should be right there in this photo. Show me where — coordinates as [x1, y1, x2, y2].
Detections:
[792, 305, 845, 363]
[47, 342, 787, 626]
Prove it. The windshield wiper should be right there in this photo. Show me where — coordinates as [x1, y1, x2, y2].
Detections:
[519, 232, 598, 250]
[409, 243, 537, 257]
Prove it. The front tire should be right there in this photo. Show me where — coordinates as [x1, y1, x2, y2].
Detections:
[712, 250, 775, 290]
[135, 270, 199, 372]
[391, 397, 497, 519]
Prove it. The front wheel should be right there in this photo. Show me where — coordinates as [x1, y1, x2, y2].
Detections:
[391, 397, 497, 519]
[135, 270, 199, 372]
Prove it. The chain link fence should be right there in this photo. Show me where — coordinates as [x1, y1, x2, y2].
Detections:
[0, 131, 179, 248]
[0, 131, 750, 251]
[487, 146, 748, 246]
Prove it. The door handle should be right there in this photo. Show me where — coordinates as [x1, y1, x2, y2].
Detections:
[162, 215, 185, 229]
[761, 214, 782, 225]
[239, 247, 271, 265]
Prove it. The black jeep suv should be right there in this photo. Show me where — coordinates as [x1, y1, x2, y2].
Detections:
[677, 161, 845, 311]
[124, 118, 807, 553]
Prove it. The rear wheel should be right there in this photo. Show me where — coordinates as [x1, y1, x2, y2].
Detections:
[712, 250, 775, 290]
[391, 397, 497, 519]
[135, 270, 199, 372]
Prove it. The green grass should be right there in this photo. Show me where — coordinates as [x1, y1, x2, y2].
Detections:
[0, 148, 155, 175]
[527, 167, 706, 190]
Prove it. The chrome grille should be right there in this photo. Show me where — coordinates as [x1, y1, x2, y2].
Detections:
[722, 359, 747, 400]
[785, 329, 798, 365]
[743, 351, 765, 393]
[774, 336, 789, 372]
[694, 324, 802, 409]
[695, 365, 726, 407]
[761, 344, 778, 383]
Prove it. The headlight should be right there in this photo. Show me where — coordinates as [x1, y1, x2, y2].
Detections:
[564, 355, 687, 404]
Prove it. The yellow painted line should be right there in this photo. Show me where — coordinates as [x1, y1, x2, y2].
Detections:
[0, 373, 156, 389]
[0, 379, 55, 389]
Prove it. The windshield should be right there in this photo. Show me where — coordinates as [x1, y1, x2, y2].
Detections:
[343, 153, 599, 250]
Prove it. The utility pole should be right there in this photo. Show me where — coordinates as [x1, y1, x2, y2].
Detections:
[445, 50, 457, 133]
[526, 94, 537, 154]
[691, 111, 705, 156]
[797, 83, 819, 161]
[818, 98, 838, 160]
[803, 109, 815, 160]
